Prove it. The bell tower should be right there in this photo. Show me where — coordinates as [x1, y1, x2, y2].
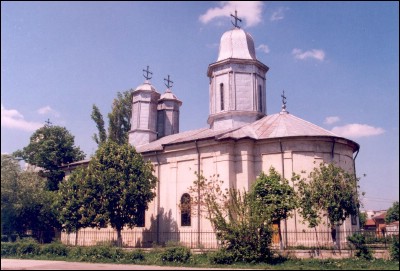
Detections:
[207, 11, 269, 130]
[128, 66, 160, 147]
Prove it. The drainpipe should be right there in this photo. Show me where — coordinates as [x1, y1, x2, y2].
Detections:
[353, 148, 360, 230]
[194, 140, 201, 246]
[279, 140, 287, 249]
[154, 151, 161, 243]
[331, 138, 336, 161]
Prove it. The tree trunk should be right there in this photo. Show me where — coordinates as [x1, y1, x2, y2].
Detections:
[75, 230, 79, 246]
[314, 227, 321, 257]
[117, 228, 123, 247]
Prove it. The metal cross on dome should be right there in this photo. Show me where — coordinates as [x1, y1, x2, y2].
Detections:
[281, 90, 287, 111]
[164, 75, 173, 89]
[231, 10, 242, 28]
[143, 65, 153, 80]
[45, 118, 52, 127]
[281, 90, 287, 105]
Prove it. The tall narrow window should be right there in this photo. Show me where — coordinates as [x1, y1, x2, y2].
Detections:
[181, 193, 191, 226]
[220, 83, 224, 111]
[258, 85, 263, 112]
[137, 206, 145, 227]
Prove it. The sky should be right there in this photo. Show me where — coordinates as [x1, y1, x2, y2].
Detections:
[1, 1, 399, 211]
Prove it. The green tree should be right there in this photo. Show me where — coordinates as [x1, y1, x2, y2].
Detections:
[359, 212, 367, 228]
[1, 154, 59, 242]
[108, 90, 132, 145]
[297, 162, 361, 246]
[13, 125, 85, 191]
[385, 201, 399, 224]
[91, 90, 132, 146]
[56, 167, 99, 245]
[91, 104, 107, 146]
[84, 140, 157, 246]
[187, 167, 296, 263]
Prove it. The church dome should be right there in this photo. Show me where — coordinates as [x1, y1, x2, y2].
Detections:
[217, 28, 256, 61]
[134, 80, 158, 93]
[159, 89, 182, 104]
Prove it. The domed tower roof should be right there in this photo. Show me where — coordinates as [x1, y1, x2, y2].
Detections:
[159, 88, 182, 104]
[217, 28, 256, 61]
[134, 80, 158, 93]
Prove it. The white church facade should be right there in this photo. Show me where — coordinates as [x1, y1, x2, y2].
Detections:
[62, 19, 360, 249]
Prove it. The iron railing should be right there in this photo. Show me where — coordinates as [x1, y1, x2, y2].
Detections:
[60, 229, 399, 249]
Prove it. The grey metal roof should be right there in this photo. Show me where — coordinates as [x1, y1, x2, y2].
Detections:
[217, 112, 337, 140]
[137, 112, 358, 153]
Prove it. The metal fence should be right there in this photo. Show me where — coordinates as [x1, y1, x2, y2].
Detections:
[60, 229, 399, 249]
[61, 229, 220, 249]
[282, 230, 399, 249]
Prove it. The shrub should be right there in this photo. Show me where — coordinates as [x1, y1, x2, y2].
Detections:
[347, 233, 372, 260]
[68, 246, 83, 260]
[1, 242, 18, 256]
[82, 245, 113, 261]
[40, 241, 69, 256]
[15, 238, 41, 256]
[390, 236, 399, 261]
[160, 246, 192, 263]
[125, 249, 145, 261]
[208, 249, 234, 264]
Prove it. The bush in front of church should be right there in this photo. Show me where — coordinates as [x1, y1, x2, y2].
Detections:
[160, 246, 192, 263]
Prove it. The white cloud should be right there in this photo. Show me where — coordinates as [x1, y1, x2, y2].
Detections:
[1, 104, 43, 132]
[199, 1, 263, 28]
[270, 7, 288, 21]
[292, 48, 325, 61]
[331, 124, 385, 138]
[37, 105, 59, 117]
[256, 44, 270, 54]
[324, 116, 340, 125]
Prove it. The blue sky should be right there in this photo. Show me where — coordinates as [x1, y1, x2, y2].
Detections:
[1, 2, 398, 211]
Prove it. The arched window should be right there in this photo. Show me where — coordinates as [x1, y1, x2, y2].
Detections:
[258, 85, 263, 112]
[181, 193, 191, 226]
[220, 83, 224, 111]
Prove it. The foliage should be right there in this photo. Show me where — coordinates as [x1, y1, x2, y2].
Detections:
[79, 140, 157, 246]
[56, 167, 104, 245]
[187, 167, 296, 263]
[208, 249, 234, 264]
[91, 90, 132, 146]
[107, 90, 132, 145]
[125, 249, 145, 261]
[40, 241, 68, 256]
[160, 246, 192, 263]
[347, 232, 373, 260]
[1, 155, 59, 242]
[91, 104, 107, 146]
[13, 125, 85, 191]
[3, 240, 400, 269]
[250, 169, 298, 222]
[389, 236, 399, 261]
[385, 201, 399, 224]
[359, 212, 367, 228]
[297, 162, 361, 229]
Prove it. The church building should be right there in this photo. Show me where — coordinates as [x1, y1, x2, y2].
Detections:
[62, 13, 360, 248]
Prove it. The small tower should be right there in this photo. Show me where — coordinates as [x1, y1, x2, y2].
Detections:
[128, 66, 160, 147]
[207, 11, 269, 130]
[157, 75, 182, 138]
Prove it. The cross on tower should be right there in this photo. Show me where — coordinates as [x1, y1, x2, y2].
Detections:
[143, 65, 153, 80]
[281, 90, 287, 111]
[281, 90, 287, 105]
[164, 75, 173, 89]
[45, 118, 52, 127]
[231, 10, 242, 28]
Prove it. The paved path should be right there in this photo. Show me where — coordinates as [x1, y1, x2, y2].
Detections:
[1, 259, 240, 270]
